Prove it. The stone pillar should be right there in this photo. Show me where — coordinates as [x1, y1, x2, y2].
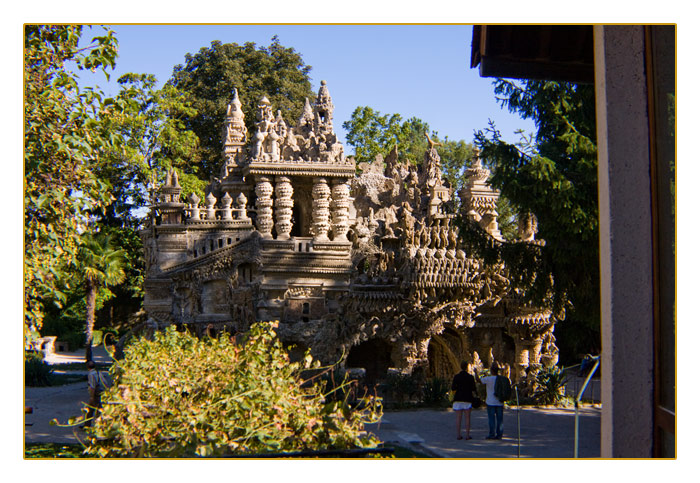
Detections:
[255, 176, 274, 238]
[311, 177, 331, 241]
[514, 338, 530, 383]
[234, 193, 249, 221]
[189, 193, 201, 221]
[205, 192, 217, 220]
[274, 176, 294, 240]
[331, 178, 350, 242]
[595, 25, 656, 458]
[529, 334, 544, 367]
[220, 192, 233, 221]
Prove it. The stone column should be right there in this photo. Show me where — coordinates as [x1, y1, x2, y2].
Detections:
[529, 334, 544, 367]
[220, 192, 233, 221]
[311, 177, 331, 241]
[254, 176, 274, 238]
[514, 338, 530, 383]
[274, 176, 294, 240]
[331, 178, 350, 242]
[235, 193, 249, 221]
[205, 192, 217, 220]
[189, 193, 201, 221]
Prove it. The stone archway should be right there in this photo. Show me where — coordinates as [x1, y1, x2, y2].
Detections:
[427, 334, 462, 380]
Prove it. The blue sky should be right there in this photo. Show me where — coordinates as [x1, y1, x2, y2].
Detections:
[77, 24, 536, 150]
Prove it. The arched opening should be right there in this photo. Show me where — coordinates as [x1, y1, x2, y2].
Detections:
[427, 335, 461, 380]
[346, 338, 393, 386]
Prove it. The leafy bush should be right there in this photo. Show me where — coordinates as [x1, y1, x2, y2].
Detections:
[532, 365, 569, 406]
[81, 322, 382, 457]
[384, 371, 421, 404]
[421, 377, 451, 406]
[25, 351, 53, 386]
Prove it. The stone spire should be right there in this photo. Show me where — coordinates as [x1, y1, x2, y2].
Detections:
[221, 88, 247, 177]
[459, 151, 503, 241]
[297, 97, 315, 137]
[314, 80, 334, 134]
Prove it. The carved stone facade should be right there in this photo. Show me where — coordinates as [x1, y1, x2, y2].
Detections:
[140, 82, 557, 389]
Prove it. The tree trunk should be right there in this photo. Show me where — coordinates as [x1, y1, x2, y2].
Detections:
[85, 280, 96, 362]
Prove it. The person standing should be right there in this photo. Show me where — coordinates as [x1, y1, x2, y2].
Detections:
[85, 360, 102, 427]
[478, 362, 504, 439]
[451, 361, 477, 440]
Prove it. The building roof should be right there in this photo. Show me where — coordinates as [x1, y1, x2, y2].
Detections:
[470, 25, 594, 83]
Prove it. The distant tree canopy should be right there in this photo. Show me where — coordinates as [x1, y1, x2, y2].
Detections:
[343, 105, 478, 193]
[341, 105, 523, 238]
[168, 36, 315, 178]
[473, 79, 600, 360]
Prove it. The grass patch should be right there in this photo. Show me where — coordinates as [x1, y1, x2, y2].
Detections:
[381, 443, 432, 458]
[25, 443, 84, 458]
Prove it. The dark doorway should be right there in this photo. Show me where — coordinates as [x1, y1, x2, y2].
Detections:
[346, 339, 393, 386]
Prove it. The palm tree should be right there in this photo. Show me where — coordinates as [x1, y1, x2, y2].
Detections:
[78, 232, 127, 362]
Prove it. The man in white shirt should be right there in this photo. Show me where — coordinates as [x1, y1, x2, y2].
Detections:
[478, 362, 504, 439]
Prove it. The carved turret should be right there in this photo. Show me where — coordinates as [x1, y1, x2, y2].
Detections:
[158, 168, 185, 225]
[314, 80, 334, 134]
[221, 88, 247, 178]
[459, 152, 503, 241]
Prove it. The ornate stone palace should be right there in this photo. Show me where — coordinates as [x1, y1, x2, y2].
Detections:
[140, 81, 558, 388]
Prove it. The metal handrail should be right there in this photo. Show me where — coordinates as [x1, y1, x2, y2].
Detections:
[574, 355, 600, 458]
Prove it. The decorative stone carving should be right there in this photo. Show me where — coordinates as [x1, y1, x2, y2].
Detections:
[331, 179, 350, 241]
[140, 83, 557, 395]
[188, 193, 201, 221]
[255, 176, 274, 238]
[274, 176, 294, 240]
[311, 177, 331, 241]
[205, 192, 217, 220]
[220, 192, 233, 221]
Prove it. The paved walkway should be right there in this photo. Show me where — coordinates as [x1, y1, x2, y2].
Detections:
[368, 405, 600, 458]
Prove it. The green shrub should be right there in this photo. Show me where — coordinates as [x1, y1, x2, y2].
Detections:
[81, 322, 382, 457]
[384, 371, 421, 403]
[533, 365, 569, 406]
[25, 351, 53, 386]
[421, 377, 451, 406]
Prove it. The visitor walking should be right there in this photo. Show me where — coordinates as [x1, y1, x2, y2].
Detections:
[451, 361, 477, 440]
[478, 362, 504, 439]
[84, 361, 102, 427]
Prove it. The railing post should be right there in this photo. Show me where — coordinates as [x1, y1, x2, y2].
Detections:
[574, 356, 600, 458]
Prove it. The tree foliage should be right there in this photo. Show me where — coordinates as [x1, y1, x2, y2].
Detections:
[473, 79, 600, 358]
[76, 232, 126, 361]
[97, 72, 204, 228]
[24, 25, 119, 341]
[81, 322, 382, 457]
[168, 36, 315, 178]
[342, 106, 430, 165]
[342, 105, 479, 198]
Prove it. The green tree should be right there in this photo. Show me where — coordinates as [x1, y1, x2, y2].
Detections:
[77, 232, 126, 362]
[98, 72, 204, 228]
[342, 106, 430, 165]
[343, 106, 487, 214]
[473, 79, 599, 360]
[24, 25, 119, 342]
[82, 323, 382, 457]
[88, 73, 204, 328]
[168, 36, 315, 178]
